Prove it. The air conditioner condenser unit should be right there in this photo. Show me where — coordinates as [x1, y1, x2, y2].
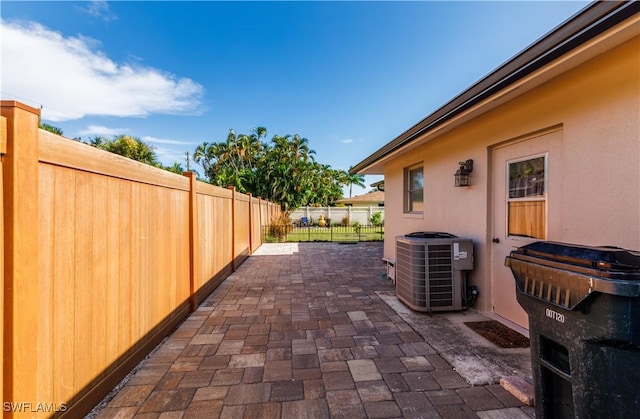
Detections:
[395, 232, 473, 312]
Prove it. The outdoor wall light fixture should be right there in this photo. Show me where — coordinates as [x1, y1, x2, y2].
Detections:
[454, 159, 473, 187]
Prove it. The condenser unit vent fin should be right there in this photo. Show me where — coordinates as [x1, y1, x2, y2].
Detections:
[427, 244, 454, 307]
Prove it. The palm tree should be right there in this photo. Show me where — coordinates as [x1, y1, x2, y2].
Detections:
[346, 167, 366, 198]
[164, 162, 185, 175]
[259, 134, 317, 214]
[235, 127, 266, 164]
[193, 142, 210, 170]
[194, 128, 267, 192]
[193, 127, 348, 213]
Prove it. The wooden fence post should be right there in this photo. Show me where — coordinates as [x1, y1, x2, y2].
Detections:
[185, 172, 198, 311]
[1, 101, 41, 414]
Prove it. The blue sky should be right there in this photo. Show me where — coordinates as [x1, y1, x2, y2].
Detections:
[1, 1, 589, 197]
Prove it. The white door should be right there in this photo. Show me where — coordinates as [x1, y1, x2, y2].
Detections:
[491, 129, 563, 330]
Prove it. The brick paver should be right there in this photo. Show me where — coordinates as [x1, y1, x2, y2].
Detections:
[94, 242, 528, 418]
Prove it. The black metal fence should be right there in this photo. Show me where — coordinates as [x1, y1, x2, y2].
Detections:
[264, 225, 384, 243]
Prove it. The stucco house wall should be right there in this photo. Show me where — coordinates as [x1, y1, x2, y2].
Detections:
[357, 7, 639, 330]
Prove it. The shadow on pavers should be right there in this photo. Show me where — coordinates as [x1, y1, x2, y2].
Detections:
[377, 291, 532, 386]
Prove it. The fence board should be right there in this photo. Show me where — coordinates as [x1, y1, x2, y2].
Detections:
[92, 174, 108, 384]
[117, 179, 133, 361]
[214, 195, 234, 277]
[251, 198, 262, 250]
[52, 166, 76, 406]
[194, 187, 234, 302]
[233, 190, 250, 265]
[74, 171, 94, 396]
[37, 164, 55, 405]
[0, 114, 6, 153]
[105, 178, 121, 368]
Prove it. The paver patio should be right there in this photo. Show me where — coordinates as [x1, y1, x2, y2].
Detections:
[94, 242, 533, 418]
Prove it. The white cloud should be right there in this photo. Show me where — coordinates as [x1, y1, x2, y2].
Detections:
[82, 1, 117, 22]
[142, 135, 200, 146]
[154, 146, 189, 166]
[341, 139, 354, 144]
[78, 125, 128, 136]
[0, 20, 204, 121]
[144, 136, 201, 167]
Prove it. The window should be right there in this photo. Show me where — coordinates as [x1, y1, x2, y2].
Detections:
[507, 155, 546, 239]
[405, 164, 423, 213]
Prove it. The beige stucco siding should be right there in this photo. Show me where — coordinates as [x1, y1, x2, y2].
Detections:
[556, 38, 639, 247]
[383, 36, 639, 316]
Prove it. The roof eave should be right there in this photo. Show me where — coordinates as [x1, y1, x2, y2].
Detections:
[351, 1, 639, 175]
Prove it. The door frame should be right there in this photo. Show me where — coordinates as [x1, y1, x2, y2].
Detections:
[488, 125, 563, 330]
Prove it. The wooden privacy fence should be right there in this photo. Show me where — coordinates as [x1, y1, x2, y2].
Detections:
[0, 101, 281, 418]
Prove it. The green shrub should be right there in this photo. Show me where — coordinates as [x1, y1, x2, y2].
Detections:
[352, 221, 362, 234]
[268, 215, 293, 241]
[369, 211, 383, 227]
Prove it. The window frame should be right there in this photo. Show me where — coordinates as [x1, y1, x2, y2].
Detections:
[505, 153, 548, 240]
[404, 163, 424, 214]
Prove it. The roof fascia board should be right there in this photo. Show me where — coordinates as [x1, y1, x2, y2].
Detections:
[351, 1, 639, 174]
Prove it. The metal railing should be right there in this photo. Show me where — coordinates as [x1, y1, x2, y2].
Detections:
[264, 224, 384, 243]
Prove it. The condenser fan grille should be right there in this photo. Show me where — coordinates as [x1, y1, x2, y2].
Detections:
[396, 241, 427, 307]
[427, 245, 454, 307]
